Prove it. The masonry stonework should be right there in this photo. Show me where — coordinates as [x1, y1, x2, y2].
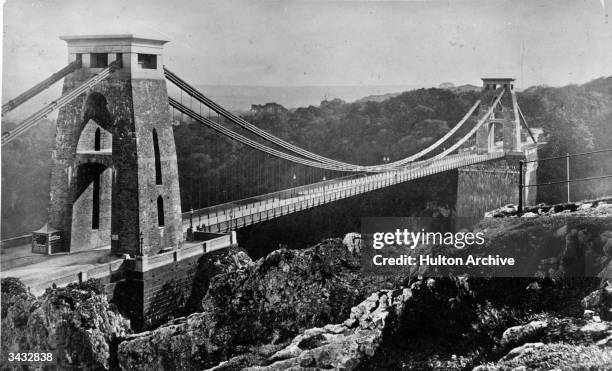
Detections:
[456, 149, 538, 219]
[456, 157, 520, 218]
[132, 79, 182, 255]
[114, 253, 202, 330]
[70, 167, 112, 251]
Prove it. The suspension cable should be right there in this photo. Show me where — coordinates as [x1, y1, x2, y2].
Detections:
[384, 99, 480, 165]
[517, 103, 537, 143]
[165, 67, 481, 171]
[432, 90, 504, 159]
[169, 97, 372, 171]
[2, 60, 82, 116]
[2, 61, 120, 146]
[165, 67, 354, 168]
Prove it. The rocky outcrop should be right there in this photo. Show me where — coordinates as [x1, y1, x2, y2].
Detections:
[469, 209, 612, 280]
[194, 274, 602, 371]
[583, 285, 612, 321]
[118, 239, 404, 370]
[116, 314, 211, 371]
[474, 342, 612, 370]
[485, 198, 612, 218]
[185, 246, 252, 313]
[246, 289, 411, 370]
[0, 277, 30, 320]
[474, 312, 612, 370]
[1, 278, 131, 370]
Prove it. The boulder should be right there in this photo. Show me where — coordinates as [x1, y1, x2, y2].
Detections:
[500, 320, 548, 348]
[579, 321, 610, 338]
[342, 232, 362, 255]
[582, 286, 612, 321]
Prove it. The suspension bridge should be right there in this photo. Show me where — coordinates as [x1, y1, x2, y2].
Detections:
[0, 35, 540, 328]
[1, 34, 539, 250]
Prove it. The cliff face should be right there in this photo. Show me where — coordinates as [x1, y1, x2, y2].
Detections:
[117, 239, 405, 370]
[1, 279, 131, 370]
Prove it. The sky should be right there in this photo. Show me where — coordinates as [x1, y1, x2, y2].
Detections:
[1, 0, 611, 98]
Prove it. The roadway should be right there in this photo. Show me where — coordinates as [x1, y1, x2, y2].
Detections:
[1, 240, 209, 295]
[1, 244, 114, 295]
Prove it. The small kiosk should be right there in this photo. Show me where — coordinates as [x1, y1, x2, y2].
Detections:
[31, 224, 64, 254]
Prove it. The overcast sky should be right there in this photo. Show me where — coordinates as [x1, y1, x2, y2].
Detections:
[2, 0, 611, 96]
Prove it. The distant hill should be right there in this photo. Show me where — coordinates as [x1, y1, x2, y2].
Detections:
[354, 92, 402, 103]
[450, 84, 481, 93]
[439, 82, 455, 89]
[438, 82, 481, 93]
[193, 84, 420, 111]
[355, 83, 481, 104]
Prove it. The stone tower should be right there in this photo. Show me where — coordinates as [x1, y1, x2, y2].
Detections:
[475, 78, 522, 154]
[48, 35, 182, 256]
[456, 77, 539, 221]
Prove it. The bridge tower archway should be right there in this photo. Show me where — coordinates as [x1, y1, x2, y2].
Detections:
[69, 162, 112, 251]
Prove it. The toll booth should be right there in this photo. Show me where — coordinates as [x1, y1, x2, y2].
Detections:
[32, 224, 65, 254]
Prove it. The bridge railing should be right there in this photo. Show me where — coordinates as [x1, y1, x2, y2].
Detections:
[183, 152, 484, 221]
[13, 233, 234, 295]
[186, 152, 504, 233]
[182, 170, 371, 220]
[18, 257, 126, 296]
[0, 234, 32, 250]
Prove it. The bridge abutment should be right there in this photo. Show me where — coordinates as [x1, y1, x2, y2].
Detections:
[456, 152, 536, 219]
[114, 246, 204, 330]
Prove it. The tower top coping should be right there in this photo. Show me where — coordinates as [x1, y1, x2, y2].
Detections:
[60, 34, 169, 46]
[481, 78, 515, 82]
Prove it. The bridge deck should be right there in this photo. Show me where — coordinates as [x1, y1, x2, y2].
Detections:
[0, 240, 209, 295]
[1, 244, 115, 295]
[183, 152, 505, 233]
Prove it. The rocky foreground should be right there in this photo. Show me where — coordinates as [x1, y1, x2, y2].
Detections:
[2, 207, 612, 370]
[1, 278, 130, 370]
[116, 240, 404, 370]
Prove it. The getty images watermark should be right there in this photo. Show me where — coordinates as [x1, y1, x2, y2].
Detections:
[371, 227, 515, 267]
[360, 217, 612, 278]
